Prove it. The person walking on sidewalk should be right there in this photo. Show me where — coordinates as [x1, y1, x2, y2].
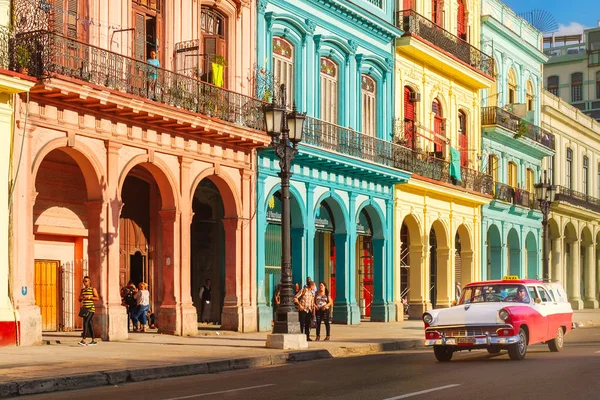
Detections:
[78, 276, 99, 346]
[199, 279, 212, 323]
[294, 281, 316, 341]
[133, 282, 150, 332]
[314, 282, 333, 341]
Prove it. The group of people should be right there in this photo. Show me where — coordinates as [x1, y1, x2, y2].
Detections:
[291, 277, 333, 342]
[121, 281, 153, 332]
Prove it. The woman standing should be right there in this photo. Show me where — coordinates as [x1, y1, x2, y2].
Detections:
[133, 282, 150, 332]
[314, 282, 333, 341]
[78, 276, 99, 346]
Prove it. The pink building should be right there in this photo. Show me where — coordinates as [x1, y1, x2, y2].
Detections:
[8, 0, 266, 345]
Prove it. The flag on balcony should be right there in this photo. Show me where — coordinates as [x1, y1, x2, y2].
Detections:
[212, 63, 224, 87]
[450, 146, 462, 182]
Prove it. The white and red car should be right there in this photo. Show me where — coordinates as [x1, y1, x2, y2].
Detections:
[423, 277, 573, 361]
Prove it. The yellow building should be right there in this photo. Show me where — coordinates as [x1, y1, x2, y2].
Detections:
[393, 0, 494, 317]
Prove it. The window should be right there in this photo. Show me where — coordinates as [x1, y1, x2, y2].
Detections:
[537, 287, 551, 302]
[432, 98, 445, 156]
[52, 0, 83, 39]
[404, 86, 416, 149]
[458, 110, 468, 167]
[566, 148, 573, 189]
[526, 168, 534, 194]
[456, 0, 467, 40]
[547, 76, 559, 96]
[201, 8, 227, 86]
[508, 69, 517, 104]
[488, 155, 498, 182]
[571, 72, 583, 102]
[432, 0, 442, 25]
[526, 80, 534, 111]
[403, 0, 414, 10]
[583, 156, 589, 195]
[361, 75, 377, 137]
[548, 155, 554, 185]
[134, 0, 163, 63]
[596, 71, 600, 99]
[508, 161, 517, 188]
[320, 57, 338, 124]
[273, 37, 294, 107]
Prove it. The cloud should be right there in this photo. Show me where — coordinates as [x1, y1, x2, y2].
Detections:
[555, 22, 589, 36]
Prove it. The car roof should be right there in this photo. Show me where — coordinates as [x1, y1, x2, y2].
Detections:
[465, 279, 542, 286]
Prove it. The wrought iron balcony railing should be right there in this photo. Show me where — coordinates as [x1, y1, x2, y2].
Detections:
[554, 186, 600, 214]
[10, 30, 265, 131]
[396, 10, 494, 77]
[482, 107, 555, 150]
[494, 182, 514, 203]
[514, 188, 533, 209]
[492, 182, 535, 209]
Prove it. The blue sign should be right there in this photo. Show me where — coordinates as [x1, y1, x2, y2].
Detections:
[21, 286, 27, 296]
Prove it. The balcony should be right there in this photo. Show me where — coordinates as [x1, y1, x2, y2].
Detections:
[482, 106, 555, 150]
[10, 30, 265, 133]
[396, 10, 494, 79]
[492, 182, 535, 209]
[554, 186, 600, 214]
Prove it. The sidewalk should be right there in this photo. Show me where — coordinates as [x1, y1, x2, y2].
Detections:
[1, 310, 599, 398]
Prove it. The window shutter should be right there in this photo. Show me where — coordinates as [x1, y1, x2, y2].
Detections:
[404, 87, 414, 121]
[135, 13, 146, 60]
[53, 0, 64, 34]
[403, 0, 413, 10]
[67, 0, 78, 38]
[457, 0, 466, 40]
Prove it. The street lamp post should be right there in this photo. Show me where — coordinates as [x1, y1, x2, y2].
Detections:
[263, 84, 306, 337]
[534, 170, 556, 281]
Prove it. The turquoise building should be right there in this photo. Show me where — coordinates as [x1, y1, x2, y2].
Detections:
[480, 0, 554, 280]
[255, 0, 409, 331]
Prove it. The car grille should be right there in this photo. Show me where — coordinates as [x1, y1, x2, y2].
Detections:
[431, 326, 503, 337]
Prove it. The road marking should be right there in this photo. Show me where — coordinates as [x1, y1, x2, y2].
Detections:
[383, 384, 461, 400]
[162, 384, 276, 400]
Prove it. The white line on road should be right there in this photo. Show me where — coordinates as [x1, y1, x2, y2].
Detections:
[162, 384, 276, 400]
[383, 384, 461, 400]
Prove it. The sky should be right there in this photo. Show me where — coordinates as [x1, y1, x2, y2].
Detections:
[502, 0, 600, 36]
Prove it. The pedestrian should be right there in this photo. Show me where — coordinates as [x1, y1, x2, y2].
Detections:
[294, 281, 316, 341]
[133, 282, 150, 332]
[78, 276, 99, 346]
[120, 281, 137, 331]
[146, 48, 160, 99]
[199, 278, 212, 323]
[314, 282, 333, 341]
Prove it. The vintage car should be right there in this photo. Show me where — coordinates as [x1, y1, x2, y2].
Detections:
[423, 277, 573, 361]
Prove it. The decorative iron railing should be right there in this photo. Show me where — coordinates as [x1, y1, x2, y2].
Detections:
[396, 10, 494, 77]
[492, 182, 535, 209]
[481, 107, 555, 150]
[494, 182, 514, 203]
[554, 186, 600, 214]
[514, 188, 533, 209]
[10, 30, 265, 131]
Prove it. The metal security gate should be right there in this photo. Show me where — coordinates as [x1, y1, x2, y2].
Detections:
[59, 259, 88, 331]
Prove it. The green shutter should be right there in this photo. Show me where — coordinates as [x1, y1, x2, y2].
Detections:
[265, 224, 282, 267]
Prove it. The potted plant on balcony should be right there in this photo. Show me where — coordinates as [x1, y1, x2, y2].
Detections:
[15, 44, 31, 75]
[513, 120, 529, 139]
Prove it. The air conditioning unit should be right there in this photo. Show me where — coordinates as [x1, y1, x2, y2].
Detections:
[410, 92, 421, 102]
[508, 103, 527, 118]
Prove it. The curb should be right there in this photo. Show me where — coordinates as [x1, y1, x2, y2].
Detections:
[573, 319, 600, 329]
[0, 339, 423, 398]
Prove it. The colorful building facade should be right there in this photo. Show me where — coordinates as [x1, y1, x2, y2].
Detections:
[255, 0, 410, 330]
[479, 0, 553, 281]
[9, 0, 266, 345]
[393, 0, 495, 317]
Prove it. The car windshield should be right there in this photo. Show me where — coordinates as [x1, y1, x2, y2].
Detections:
[460, 284, 530, 304]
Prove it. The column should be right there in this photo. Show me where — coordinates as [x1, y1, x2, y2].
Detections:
[370, 238, 391, 321]
[256, 176, 270, 332]
[584, 244, 598, 308]
[551, 236, 563, 283]
[569, 241, 583, 310]
[408, 244, 426, 318]
[435, 247, 452, 308]
[221, 218, 243, 331]
[239, 169, 257, 332]
[291, 228, 304, 286]
[461, 250, 474, 286]
[157, 209, 181, 334]
[305, 183, 315, 283]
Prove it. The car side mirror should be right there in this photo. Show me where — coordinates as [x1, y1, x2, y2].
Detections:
[451, 300, 457, 306]
[535, 298, 542, 304]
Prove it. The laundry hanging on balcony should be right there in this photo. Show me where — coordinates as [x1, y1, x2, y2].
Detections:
[450, 146, 462, 182]
[212, 63, 224, 87]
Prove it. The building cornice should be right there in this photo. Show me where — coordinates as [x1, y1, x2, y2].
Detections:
[481, 16, 548, 64]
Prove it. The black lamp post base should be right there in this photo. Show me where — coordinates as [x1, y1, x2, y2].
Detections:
[273, 310, 301, 334]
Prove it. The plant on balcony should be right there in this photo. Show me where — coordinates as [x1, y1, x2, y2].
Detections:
[15, 44, 31, 74]
[513, 120, 529, 139]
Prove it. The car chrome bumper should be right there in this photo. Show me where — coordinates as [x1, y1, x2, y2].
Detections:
[424, 333, 521, 347]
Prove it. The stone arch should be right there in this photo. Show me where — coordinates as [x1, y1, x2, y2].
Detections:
[487, 224, 502, 279]
[455, 223, 473, 287]
[190, 168, 241, 220]
[264, 183, 306, 228]
[355, 199, 385, 240]
[313, 191, 349, 234]
[429, 219, 449, 308]
[525, 231, 538, 279]
[507, 227, 521, 277]
[32, 138, 105, 201]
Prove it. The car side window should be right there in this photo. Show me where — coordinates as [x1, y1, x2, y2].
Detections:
[528, 287, 538, 300]
[537, 287, 550, 302]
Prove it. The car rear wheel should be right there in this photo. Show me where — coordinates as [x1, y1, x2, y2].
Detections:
[487, 346, 501, 354]
[547, 327, 564, 352]
[508, 328, 528, 360]
[433, 345, 453, 362]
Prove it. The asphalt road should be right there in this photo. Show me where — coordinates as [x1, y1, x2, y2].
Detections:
[21, 326, 600, 400]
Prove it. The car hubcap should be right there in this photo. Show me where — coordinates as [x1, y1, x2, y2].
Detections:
[518, 332, 526, 354]
[557, 328, 563, 347]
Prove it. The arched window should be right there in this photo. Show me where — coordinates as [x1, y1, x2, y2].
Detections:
[508, 161, 517, 188]
[320, 57, 338, 124]
[201, 8, 227, 87]
[508, 69, 517, 104]
[361, 75, 377, 137]
[273, 37, 294, 106]
[526, 168, 534, 194]
[488, 155, 498, 182]
[583, 155, 589, 195]
[432, 98, 445, 156]
[432, 0, 442, 25]
[566, 148, 573, 189]
[404, 86, 416, 149]
[456, 0, 467, 40]
[571, 72, 583, 102]
[458, 110, 468, 167]
[526, 80, 534, 111]
[547, 75, 559, 96]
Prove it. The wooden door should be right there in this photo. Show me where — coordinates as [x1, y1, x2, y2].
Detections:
[34, 260, 60, 331]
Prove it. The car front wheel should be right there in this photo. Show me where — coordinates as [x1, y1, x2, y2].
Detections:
[547, 327, 564, 352]
[433, 345, 453, 362]
[508, 328, 528, 360]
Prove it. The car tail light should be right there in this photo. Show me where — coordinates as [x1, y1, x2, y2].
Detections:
[496, 328, 514, 336]
[425, 331, 441, 340]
